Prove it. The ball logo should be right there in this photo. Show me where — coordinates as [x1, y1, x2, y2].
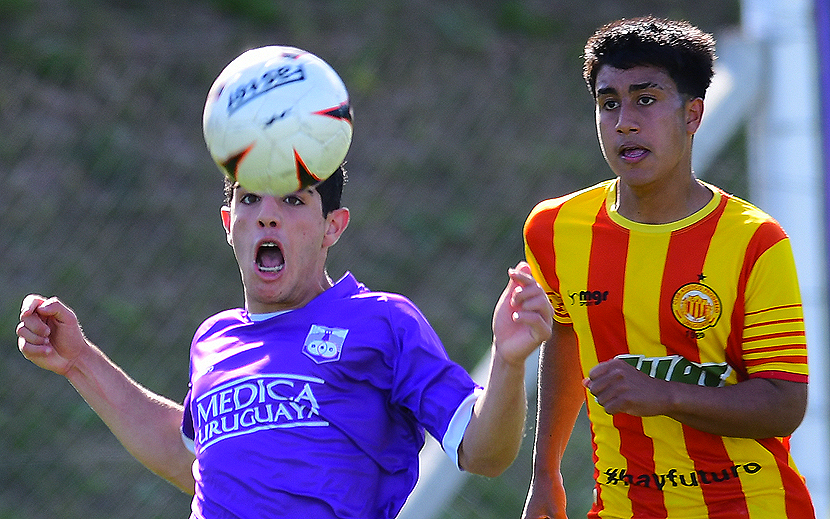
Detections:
[672, 283, 721, 331]
[303, 325, 348, 364]
[226, 63, 306, 115]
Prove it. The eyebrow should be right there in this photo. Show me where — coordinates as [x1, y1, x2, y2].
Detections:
[596, 82, 662, 97]
[629, 81, 661, 92]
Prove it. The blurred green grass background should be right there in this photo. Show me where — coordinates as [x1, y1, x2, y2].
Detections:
[0, 0, 743, 517]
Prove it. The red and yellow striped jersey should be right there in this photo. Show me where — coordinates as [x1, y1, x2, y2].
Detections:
[524, 179, 814, 519]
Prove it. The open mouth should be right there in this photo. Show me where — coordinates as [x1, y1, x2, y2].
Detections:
[256, 241, 284, 273]
[620, 145, 648, 160]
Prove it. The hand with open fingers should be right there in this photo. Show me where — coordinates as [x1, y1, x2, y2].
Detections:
[492, 261, 553, 365]
[584, 358, 670, 417]
[16, 294, 89, 376]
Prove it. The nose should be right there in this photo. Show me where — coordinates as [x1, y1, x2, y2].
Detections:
[257, 196, 281, 228]
[616, 103, 639, 134]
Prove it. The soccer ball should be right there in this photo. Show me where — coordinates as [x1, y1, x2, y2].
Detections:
[202, 46, 353, 196]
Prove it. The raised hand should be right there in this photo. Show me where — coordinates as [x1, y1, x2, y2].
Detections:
[492, 261, 553, 365]
[16, 294, 89, 376]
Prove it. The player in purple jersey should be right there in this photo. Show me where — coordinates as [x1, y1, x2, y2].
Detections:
[16, 164, 553, 518]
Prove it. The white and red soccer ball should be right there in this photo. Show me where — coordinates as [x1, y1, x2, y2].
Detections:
[203, 46, 353, 196]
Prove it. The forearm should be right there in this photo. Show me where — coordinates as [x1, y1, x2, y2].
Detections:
[524, 333, 584, 518]
[460, 261, 554, 476]
[65, 342, 195, 493]
[588, 357, 809, 439]
[661, 377, 807, 438]
[458, 348, 527, 477]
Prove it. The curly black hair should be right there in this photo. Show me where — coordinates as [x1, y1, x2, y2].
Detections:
[583, 16, 716, 100]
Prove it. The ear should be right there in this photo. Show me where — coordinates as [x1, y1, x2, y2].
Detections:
[322, 207, 350, 248]
[220, 206, 232, 245]
[686, 97, 704, 135]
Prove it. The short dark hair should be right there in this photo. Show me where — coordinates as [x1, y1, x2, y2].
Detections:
[583, 16, 716, 100]
[316, 165, 347, 216]
[222, 164, 347, 216]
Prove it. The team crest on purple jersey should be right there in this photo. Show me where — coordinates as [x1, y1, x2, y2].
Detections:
[303, 325, 348, 364]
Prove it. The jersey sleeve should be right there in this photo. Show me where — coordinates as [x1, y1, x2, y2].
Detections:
[181, 389, 196, 454]
[742, 233, 809, 382]
[387, 298, 481, 460]
[526, 244, 570, 325]
[441, 389, 482, 469]
[524, 200, 572, 325]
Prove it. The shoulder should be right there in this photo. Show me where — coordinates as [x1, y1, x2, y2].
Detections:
[322, 273, 430, 326]
[711, 186, 789, 245]
[352, 288, 430, 323]
[192, 308, 247, 344]
[525, 180, 613, 245]
[529, 180, 612, 215]
[341, 285, 445, 354]
[526, 180, 612, 228]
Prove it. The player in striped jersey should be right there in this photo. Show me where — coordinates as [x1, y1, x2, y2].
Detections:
[522, 17, 815, 519]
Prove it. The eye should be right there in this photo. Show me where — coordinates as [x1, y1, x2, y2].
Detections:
[239, 193, 261, 205]
[637, 95, 656, 106]
[600, 98, 619, 111]
[282, 194, 304, 206]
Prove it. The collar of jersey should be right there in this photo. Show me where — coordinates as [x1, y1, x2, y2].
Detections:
[605, 179, 722, 233]
[245, 272, 360, 322]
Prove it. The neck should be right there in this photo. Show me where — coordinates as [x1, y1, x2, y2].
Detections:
[244, 271, 334, 314]
[615, 177, 712, 224]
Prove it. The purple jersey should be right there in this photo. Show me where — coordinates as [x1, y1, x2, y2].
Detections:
[181, 273, 480, 518]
